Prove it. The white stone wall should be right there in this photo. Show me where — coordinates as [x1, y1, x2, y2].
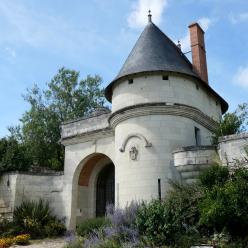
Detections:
[218, 132, 248, 166]
[114, 115, 213, 207]
[62, 134, 115, 229]
[173, 146, 217, 183]
[0, 172, 64, 219]
[0, 173, 18, 217]
[112, 74, 222, 121]
[61, 112, 111, 140]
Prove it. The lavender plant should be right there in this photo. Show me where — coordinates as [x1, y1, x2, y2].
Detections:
[83, 230, 102, 248]
[83, 202, 142, 248]
[64, 230, 82, 248]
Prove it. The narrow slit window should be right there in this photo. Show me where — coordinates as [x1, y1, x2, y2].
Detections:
[194, 127, 201, 146]
[158, 178, 161, 201]
[162, 75, 169, 80]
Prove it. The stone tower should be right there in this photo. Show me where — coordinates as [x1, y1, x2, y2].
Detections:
[104, 14, 228, 207]
[59, 13, 228, 228]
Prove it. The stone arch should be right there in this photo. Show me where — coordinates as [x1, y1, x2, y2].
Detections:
[70, 152, 115, 228]
[119, 133, 152, 152]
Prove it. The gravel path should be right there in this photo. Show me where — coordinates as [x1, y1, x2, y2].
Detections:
[12, 238, 66, 248]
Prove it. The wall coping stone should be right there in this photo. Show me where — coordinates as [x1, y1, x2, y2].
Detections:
[62, 108, 110, 125]
[218, 132, 248, 143]
[173, 145, 217, 154]
[0, 171, 64, 176]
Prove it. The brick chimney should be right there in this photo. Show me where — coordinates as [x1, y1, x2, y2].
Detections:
[188, 22, 208, 84]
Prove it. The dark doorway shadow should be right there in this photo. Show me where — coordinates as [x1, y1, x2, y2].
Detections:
[96, 163, 115, 216]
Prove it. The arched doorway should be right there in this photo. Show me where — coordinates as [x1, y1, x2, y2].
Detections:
[75, 154, 115, 224]
[96, 163, 115, 216]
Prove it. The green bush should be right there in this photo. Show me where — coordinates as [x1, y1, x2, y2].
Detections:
[64, 235, 83, 248]
[76, 217, 110, 237]
[96, 238, 121, 248]
[0, 217, 17, 238]
[199, 167, 248, 237]
[13, 199, 65, 238]
[199, 164, 229, 189]
[136, 183, 203, 247]
[173, 233, 201, 248]
[44, 218, 66, 237]
[135, 199, 167, 246]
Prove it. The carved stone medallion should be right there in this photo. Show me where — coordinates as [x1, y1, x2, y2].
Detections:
[129, 146, 138, 160]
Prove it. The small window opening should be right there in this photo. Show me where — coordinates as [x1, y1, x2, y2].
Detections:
[158, 178, 161, 201]
[162, 75, 169, 80]
[194, 127, 201, 146]
[128, 79, 133, 84]
[216, 101, 219, 106]
[196, 84, 199, 90]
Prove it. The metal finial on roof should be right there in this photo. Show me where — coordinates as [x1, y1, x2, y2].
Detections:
[148, 10, 152, 23]
[177, 40, 181, 50]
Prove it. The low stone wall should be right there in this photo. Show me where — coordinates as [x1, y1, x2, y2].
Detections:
[173, 133, 248, 183]
[0, 172, 64, 219]
[173, 146, 218, 183]
[218, 132, 248, 166]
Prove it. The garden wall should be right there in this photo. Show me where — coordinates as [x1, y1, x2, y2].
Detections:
[0, 172, 64, 219]
[218, 132, 248, 166]
[173, 132, 248, 183]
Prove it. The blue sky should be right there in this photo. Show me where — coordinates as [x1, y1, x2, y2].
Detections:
[0, 0, 247, 138]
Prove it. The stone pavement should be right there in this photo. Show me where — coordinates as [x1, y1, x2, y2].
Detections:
[12, 238, 66, 248]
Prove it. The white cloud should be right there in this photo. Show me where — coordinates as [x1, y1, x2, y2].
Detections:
[233, 66, 248, 89]
[128, 0, 168, 29]
[229, 12, 248, 24]
[179, 17, 212, 52]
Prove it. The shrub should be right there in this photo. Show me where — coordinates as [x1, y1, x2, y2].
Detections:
[76, 217, 110, 237]
[0, 217, 14, 238]
[44, 218, 66, 237]
[136, 183, 203, 247]
[13, 199, 65, 238]
[105, 203, 140, 244]
[135, 199, 168, 246]
[13, 234, 30, 245]
[199, 164, 229, 189]
[96, 238, 121, 248]
[82, 203, 141, 248]
[173, 233, 201, 248]
[199, 167, 248, 237]
[64, 231, 83, 248]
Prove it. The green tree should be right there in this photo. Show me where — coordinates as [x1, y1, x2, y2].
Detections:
[199, 166, 248, 237]
[212, 103, 248, 144]
[0, 136, 30, 174]
[19, 67, 106, 170]
[212, 113, 242, 144]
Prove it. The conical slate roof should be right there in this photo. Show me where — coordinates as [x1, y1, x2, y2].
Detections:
[117, 22, 196, 80]
[105, 20, 228, 113]
[105, 22, 197, 101]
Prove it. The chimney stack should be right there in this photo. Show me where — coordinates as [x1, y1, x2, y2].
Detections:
[188, 22, 208, 84]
